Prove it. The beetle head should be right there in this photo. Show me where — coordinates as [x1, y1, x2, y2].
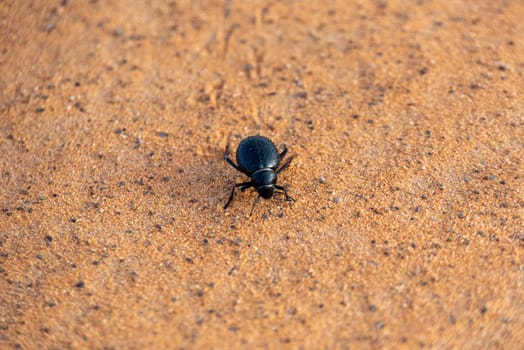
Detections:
[256, 185, 275, 199]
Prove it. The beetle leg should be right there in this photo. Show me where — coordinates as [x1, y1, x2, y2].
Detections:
[224, 144, 243, 172]
[225, 155, 243, 172]
[276, 156, 294, 174]
[275, 185, 295, 202]
[224, 181, 252, 209]
[278, 144, 288, 160]
[240, 184, 252, 192]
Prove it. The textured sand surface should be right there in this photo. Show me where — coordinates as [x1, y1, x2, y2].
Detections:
[1, 1, 523, 349]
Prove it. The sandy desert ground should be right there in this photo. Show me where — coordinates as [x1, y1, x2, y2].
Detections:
[1, 1, 523, 348]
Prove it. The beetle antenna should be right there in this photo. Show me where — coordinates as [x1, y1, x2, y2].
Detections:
[249, 195, 261, 216]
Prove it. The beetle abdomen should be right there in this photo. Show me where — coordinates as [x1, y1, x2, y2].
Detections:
[236, 135, 279, 175]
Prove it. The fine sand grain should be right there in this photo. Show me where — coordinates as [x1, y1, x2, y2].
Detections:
[1, 1, 523, 348]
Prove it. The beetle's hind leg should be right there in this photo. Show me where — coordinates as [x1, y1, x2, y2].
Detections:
[276, 156, 294, 174]
[224, 181, 252, 209]
[224, 143, 243, 172]
[278, 144, 288, 160]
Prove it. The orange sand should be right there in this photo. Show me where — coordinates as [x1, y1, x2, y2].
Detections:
[1, 1, 523, 348]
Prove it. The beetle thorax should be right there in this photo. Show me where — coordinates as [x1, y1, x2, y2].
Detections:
[251, 169, 277, 199]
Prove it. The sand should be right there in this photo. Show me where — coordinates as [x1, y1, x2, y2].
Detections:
[1, 0, 523, 348]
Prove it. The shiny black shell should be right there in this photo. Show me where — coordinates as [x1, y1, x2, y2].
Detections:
[236, 136, 279, 175]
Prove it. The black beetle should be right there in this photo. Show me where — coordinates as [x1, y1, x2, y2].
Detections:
[224, 135, 295, 214]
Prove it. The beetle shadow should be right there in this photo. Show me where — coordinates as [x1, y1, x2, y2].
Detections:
[161, 148, 243, 215]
